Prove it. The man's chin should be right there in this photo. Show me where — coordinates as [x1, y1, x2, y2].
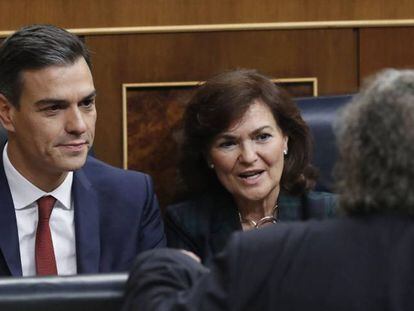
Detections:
[58, 155, 88, 172]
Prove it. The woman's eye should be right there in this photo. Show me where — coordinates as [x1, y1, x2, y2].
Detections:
[256, 133, 272, 142]
[218, 141, 236, 149]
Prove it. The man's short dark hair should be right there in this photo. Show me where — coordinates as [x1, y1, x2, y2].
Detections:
[0, 24, 91, 107]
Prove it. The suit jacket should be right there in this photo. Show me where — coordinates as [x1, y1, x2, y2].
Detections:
[165, 191, 337, 264]
[123, 213, 414, 311]
[0, 155, 166, 276]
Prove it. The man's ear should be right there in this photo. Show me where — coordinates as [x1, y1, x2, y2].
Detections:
[0, 93, 16, 133]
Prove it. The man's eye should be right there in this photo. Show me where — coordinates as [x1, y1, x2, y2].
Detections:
[45, 104, 61, 112]
[80, 99, 95, 108]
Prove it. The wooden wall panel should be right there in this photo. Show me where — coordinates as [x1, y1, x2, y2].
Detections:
[126, 86, 192, 208]
[0, 0, 414, 30]
[359, 27, 414, 79]
[86, 28, 357, 168]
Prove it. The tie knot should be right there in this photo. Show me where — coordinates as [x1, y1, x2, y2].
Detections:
[37, 195, 56, 220]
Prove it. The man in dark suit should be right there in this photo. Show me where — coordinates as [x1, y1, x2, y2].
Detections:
[122, 68, 414, 311]
[0, 24, 165, 276]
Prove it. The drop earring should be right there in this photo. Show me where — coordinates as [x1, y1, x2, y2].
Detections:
[209, 163, 215, 169]
[283, 149, 288, 155]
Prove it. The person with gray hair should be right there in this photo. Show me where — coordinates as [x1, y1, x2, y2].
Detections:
[122, 69, 414, 311]
[336, 68, 414, 216]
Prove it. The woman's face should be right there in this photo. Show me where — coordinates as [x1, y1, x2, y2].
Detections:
[208, 100, 288, 204]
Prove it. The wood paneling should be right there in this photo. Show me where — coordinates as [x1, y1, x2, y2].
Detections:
[126, 86, 193, 208]
[86, 28, 357, 168]
[359, 27, 414, 79]
[1, 0, 414, 31]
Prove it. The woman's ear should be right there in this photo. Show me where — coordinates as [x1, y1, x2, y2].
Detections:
[283, 136, 289, 155]
[0, 94, 16, 132]
[206, 157, 214, 169]
[204, 152, 215, 169]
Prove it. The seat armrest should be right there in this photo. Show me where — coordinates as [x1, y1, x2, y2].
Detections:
[0, 273, 128, 311]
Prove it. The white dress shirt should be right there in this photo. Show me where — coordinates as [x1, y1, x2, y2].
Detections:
[3, 144, 77, 276]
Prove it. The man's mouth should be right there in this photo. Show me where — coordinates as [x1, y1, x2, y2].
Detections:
[58, 141, 88, 152]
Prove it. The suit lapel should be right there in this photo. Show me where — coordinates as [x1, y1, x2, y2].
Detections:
[72, 167, 100, 273]
[0, 156, 22, 276]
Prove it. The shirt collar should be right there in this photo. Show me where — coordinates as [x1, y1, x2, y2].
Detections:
[3, 143, 73, 210]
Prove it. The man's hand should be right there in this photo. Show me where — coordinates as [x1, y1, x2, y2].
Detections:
[179, 250, 201, 263]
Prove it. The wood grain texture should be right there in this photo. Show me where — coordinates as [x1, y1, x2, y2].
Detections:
[359, 27, 414, 80]
[126, 86, 194, 207]
[86, 28, 357, 170]
[1, 0, 414, 30]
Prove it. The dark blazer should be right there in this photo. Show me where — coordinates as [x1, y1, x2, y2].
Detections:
[165, 191, 337, 264]
[0, 155, 166, 276]
[123, 214, 414, 311]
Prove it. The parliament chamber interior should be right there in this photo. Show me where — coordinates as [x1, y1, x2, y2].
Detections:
[0, 1, 413, 309]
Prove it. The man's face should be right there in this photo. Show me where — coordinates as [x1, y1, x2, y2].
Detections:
[2, 57, 96, 187]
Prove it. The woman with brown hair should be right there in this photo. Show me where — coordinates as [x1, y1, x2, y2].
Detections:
[165, 69, 337, 263]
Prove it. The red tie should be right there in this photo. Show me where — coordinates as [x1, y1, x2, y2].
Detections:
[35, 195, 58, 275]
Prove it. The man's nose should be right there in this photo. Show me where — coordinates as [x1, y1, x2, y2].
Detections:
[65, 107, 87, 135]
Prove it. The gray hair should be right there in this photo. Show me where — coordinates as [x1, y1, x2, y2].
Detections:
[335, 69, 414, 215]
